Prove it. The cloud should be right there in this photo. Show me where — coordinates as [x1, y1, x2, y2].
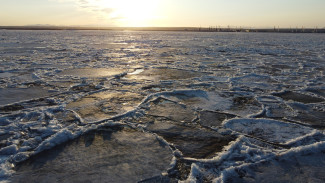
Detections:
[52, 0, 160, 26]
[101, 8, 114, 14]
[78, 0, 88, 4]
[54, 0, 117, 16]
[53, 0, 120, 25]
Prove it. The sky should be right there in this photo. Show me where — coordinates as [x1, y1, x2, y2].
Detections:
[0, 0, 324, 28]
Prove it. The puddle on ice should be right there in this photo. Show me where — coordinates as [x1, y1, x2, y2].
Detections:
[11, 126, 173, 183]
[58, 68, 127, 78]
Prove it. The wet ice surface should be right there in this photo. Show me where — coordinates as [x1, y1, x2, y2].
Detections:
[0, 30, 325, 182]
[10, 126, 173, 183]
[0, 87, 51, 106]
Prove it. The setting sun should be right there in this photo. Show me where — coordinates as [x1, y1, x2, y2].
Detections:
[114, 0, 160, 27]
[92, 0, 160, 27]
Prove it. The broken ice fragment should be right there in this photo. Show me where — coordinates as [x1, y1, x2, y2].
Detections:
[223, 118, 314, 145]
[11, 126, 173, 182]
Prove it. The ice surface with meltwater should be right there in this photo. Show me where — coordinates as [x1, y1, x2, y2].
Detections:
[0, 30, 325, 182]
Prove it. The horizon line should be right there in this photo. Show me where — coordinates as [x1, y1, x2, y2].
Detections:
[1, 25, 325, 29]
[1, 25, 324, 33]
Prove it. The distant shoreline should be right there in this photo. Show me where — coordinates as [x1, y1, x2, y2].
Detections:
[0, 26, 324, 33]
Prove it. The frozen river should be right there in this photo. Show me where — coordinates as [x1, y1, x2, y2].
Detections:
[0, 30, 325, 182]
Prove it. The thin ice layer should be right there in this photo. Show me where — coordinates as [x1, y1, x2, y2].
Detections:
[217, 142, 325, 183]
[223, 118, 315, 144]
[11, 127, 173, 183]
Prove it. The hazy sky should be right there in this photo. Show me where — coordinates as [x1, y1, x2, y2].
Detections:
[1, 0, 324, 28]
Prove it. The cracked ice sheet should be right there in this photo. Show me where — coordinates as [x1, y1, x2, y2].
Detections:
[145, 97, 197, 123]
[154, 90, 262, 117]
[1, 30, 325, 182]
[216, 141, 325, 183]
[10, 126, 173, 183]
[145, 121, 236, 159]
[183, 133, 325, 182]
[0, 87, 52, 106]
[182, 136, 284, 182]
[223, 118, 316, 145]
[66, 90, 144, 123]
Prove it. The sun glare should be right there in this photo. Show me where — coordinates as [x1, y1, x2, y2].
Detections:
[95, 0, 160, 27]
[120, 0, 159, 27]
